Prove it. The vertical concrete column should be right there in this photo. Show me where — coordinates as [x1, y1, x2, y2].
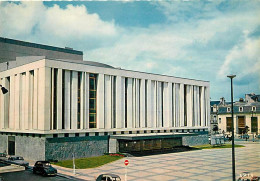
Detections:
[84, 73, 89, 129]
[135, 79, 140, 128]
[163, 82, 169, 128]
[175, 84, 180, 127]
[4, 77, 10, 129]
[168, 82, 173, 128]
[57, 69, 63, 129]
[14, 74, 20, 130]
[64, 70, 71, 129]
[201, 86, 205, 127]
[172, 83, 175, 127]
[195, 86, 200, 126]
[187, 85, 193, 127]
[9, 75, 15, 129]
[116, 76, 124, 128]
[127, 78, 133, 128]
[24, 72, 30, 130]
[28, 71, 33, 130]
[20, 73, 26, 130]
[38, 67, 51, 131]
[80, 72, 84, 129]
[50, 69, 54, 130]
[158, 82, 162, 128]
[140, 79, 145, 128]
[151, 80, 156, 128]
[33, 69, 38, 130]
[179, 84, 184, 127]
[205, 86, 210, 127]
[104, 75, 112, 129]
[190, 85, 194, 127]
[147, 80, 152, 128]
[132, 79, 136, 128]
[97, 73, 105, 129]
[71, 71, 78, 130]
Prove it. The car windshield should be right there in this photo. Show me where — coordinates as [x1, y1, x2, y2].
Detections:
[43, 162, 51, 166]
[17, 157, 24, 160]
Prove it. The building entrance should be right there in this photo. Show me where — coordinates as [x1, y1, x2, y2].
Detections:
[251, 117, 258, 133]
[238, 116, 245, 134]
[8, 136, 15, 155]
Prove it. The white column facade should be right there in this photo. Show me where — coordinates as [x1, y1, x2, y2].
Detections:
[97, 74, 105, 129]
[0, 59, 210, 133]
[104, 75, 112, 129]
[127, 78, 133, 128]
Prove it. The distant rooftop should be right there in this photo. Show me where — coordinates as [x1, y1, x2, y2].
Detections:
[0, 37, 83, 56]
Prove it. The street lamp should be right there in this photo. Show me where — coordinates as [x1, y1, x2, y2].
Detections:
[227, 74, 236, 181]
[0, 84, 8, 94]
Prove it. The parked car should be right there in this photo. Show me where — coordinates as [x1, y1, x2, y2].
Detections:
[0, 153, 7, 158]
[33, 161, 57, 176]
[7, 156, 29, 168]
[237, 172, 260, 181]
[96, 173, 121, 181]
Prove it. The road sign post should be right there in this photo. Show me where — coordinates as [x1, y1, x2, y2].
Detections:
[124, 159, 129, 181]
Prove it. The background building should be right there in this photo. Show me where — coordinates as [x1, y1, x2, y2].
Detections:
[211, 94, 260, 135]
[0, 37, 83, 63]
[0, 38, 210, 161]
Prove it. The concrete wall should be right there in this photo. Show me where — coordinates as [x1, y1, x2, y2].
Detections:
[45, 136, 109, 161]
[182, 134, 208, 146]
[0, 134, 8, 153]
[15, 136, 46, 161]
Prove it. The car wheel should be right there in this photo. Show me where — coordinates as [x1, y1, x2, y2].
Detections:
[42, 171, 47, 177]
[33, 169, 36, 174]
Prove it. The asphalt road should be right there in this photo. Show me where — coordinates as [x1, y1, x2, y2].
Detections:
[0, 170, 72, 181]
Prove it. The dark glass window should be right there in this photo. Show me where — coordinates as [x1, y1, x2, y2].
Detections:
[89, 74, 97, 128]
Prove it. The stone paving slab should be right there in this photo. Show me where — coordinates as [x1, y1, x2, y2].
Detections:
[47, 141, 259, 181]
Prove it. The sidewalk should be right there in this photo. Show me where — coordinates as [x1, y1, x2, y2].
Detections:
[28, 141, 260, 181]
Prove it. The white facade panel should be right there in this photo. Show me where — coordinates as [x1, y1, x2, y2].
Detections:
[64, 70, 71, 130]
[140, 79, 145, 128]
[97, 74, 105, 129]
[104, 75, 112, 129]
[127, 78, 133, 128]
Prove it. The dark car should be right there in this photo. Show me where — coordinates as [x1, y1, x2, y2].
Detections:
[33, 161, 57, 176]
[7, 156, 29, 168]
[96, 173, 121, 181]
[0, 153, 7, 158]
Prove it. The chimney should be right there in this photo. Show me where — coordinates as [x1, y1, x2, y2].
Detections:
[220, 97, 225, 105]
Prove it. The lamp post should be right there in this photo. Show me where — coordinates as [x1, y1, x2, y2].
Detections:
[227, 74, 236, 181]
[0, 84, 8, 94]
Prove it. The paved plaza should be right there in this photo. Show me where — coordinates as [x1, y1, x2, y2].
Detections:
[46, 142, 260, 181]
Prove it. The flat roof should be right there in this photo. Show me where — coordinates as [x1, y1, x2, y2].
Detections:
[0, 37, 83, 56]
[110, 133, 198, 140]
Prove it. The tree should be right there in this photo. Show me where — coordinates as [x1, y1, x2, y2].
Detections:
[213, 125, 219, 134]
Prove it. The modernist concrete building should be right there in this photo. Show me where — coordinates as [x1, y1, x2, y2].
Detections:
[0, 38, 210, 161]
[211, 94, 260, 135]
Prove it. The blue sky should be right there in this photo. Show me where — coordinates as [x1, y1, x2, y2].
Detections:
[0, 1, 259, 101]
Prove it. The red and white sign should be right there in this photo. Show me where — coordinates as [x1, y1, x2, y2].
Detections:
[124, 159, 129, 166]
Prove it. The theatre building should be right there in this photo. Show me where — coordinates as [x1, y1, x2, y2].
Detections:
[0, 37, 210, 161]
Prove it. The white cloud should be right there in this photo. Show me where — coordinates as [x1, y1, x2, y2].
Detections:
[0, 2, 45, 37]
[0, 2, 118, 48]
[218, 35, 260, 81]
